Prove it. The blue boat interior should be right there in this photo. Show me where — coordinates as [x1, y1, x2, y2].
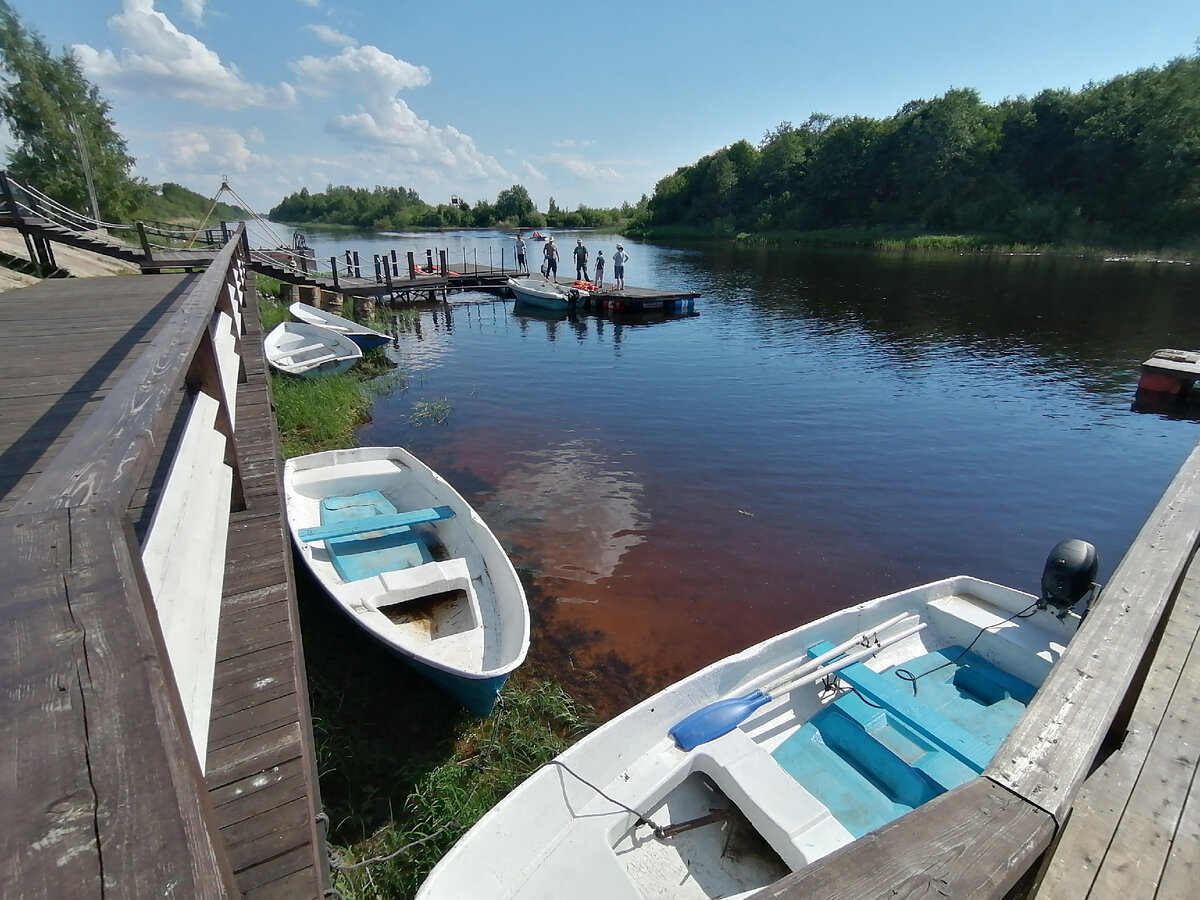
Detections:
[316, 490, 454, 582]
[770, 641, 1036, 839]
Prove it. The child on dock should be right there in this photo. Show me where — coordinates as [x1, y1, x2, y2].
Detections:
[594, 250, 605, 288]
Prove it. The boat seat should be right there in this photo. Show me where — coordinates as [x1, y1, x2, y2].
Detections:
[295, 351, 340, 366]
[695, 728, 855, 869]
[298, 504, 456, 542]
[288, 342, 327, 354]
[806, 640, 994, 772]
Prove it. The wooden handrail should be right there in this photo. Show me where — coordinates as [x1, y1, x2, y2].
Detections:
[13, 227, 248, 515]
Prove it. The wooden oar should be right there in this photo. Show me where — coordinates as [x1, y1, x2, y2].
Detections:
[668, 617, 925, 752]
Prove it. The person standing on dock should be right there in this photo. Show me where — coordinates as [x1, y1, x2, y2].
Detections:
[543, 236, 560, 282]
[612, 245, 629, 290]
[515, 234, 528, 274]
[594, 250, 605, 288]
[574, 239, 589, 281]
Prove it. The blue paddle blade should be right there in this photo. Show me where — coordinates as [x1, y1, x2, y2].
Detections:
[669, 689, 772, 751]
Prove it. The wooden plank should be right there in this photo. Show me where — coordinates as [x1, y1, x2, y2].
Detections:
[1034, 561, 1200, 897]
[0, 509, 239, 898]
[750, 778, 1057, 899]
[990, 438, 1200, 821]
[0, 511, 101, 896]
[1083, 588, 1200, 897]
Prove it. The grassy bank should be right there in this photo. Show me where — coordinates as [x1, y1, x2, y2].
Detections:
[257, 280, 592, 898]
[627, 223, 1200, 260]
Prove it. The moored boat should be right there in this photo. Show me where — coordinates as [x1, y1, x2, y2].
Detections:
[264, 320, 362, 377]
[507, 276, 589, 310]
[1136, 348, 1200, 396]
[417, 541, 1097, 899]
[288, 300, 391, 349]
[284, 447, 530, 716]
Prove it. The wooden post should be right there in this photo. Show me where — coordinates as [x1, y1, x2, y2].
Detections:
[439, 249, 449, 279]
[426, 249, 434, 272]
[330, 257, 340, 290]
[373, 254, 382, 283]
[390, 249, 398, 277]
[353, 251, 361, 278]
[407, 251, 416, 279]
[136, 222, 155, 262]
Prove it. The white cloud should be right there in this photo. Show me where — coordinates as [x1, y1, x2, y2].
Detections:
[158, 126, 269, 175]
[291, 45, 506, 179]
[74, 0, 295, 110]
[306, 24, 356, 48]
[179, 0, 207, 24]
[554, 155, 622, 181]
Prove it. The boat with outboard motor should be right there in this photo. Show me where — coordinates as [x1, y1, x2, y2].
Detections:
[506, 276, 589, 310]
[417, 540, 1099, 900]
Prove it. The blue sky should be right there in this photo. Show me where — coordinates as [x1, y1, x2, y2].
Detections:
[5, 0, 1199, 216]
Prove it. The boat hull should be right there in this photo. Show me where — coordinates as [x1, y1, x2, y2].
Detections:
[284, 447, 530, 716]
[417, 575, 1079, 898]
[288, 301, 391, 350]
[507, 277, 586, 310]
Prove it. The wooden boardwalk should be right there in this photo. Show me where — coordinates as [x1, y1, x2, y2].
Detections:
[0, 246, 327, 897]
[1032, 548, 1200, 898]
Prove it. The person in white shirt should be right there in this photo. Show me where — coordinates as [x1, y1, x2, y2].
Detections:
[612, 245, 629, 290]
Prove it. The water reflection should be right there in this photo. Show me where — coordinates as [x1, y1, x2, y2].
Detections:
[348, 237, 1200, 719]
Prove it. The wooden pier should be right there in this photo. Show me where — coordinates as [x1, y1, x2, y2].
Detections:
[0, 229, 327, 898]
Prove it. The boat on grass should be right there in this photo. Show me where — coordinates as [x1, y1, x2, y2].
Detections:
[264, 321, 362, 377]
[284, 447, 530, 716]
[288, 300, 391, 349]
[507, 276, 589, 310]
[417, 541, 1097, 899]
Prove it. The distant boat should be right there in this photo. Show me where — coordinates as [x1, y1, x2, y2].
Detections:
[417, 541, 1096, 899]
[284, 446, 531, 716]
[264, 321, 362, 377]
[507, 276, 589, 310]
[288, 300, 390, 350]
[530, 231, 548, 241]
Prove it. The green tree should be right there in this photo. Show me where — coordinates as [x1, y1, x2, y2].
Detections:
[494, 184, 535, 223]
[0, 1, 144, 220]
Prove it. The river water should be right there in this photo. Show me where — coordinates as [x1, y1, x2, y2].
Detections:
[295, 226, 1200, 718]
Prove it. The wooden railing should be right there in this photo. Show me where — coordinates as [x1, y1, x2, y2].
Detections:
[0, 228, 252, 898]
[752, 437, 1200, 899]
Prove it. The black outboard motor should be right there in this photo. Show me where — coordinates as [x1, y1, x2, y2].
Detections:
[1038, 539, 1099, 618]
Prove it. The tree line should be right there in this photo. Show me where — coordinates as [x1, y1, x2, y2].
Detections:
[639, 52, 1200, 247]
[268, 183, 645, 232]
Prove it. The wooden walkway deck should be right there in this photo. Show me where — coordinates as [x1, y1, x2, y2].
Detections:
[0, 254, 327, 897]
[1032, 546, 1200, 898]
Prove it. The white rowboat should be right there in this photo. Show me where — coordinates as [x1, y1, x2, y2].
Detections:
[288, 300, 391, 350]
[507, 276, 588, 310]
[264, 321, 362, 377]
[284, 447, 531, 715]
[418, 547, 1094, 899]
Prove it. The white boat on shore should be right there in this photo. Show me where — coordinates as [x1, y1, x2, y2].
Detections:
[284, 447, 531, 715]
[288, 300, 391, 350]
[507, 276, 588, 310]
[264, 321, 362, 377]
[417, 541, 1097, 899]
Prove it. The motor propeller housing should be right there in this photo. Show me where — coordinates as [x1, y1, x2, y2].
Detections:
[1039, 538, 1099, 616]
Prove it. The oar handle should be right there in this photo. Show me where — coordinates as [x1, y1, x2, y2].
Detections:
[759, 611, 913, 696]
[766, 622, 928, 698]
